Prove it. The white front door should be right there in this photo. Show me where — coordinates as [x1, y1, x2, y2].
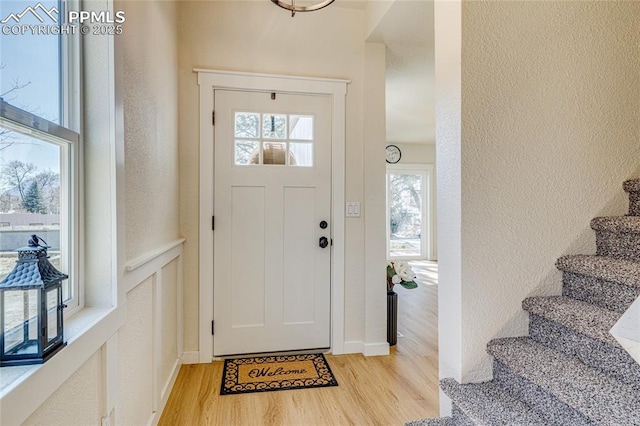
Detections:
[213, 89, 332, 356]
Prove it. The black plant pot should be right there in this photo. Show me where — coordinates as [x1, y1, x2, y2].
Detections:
[387, 290, 398, 346]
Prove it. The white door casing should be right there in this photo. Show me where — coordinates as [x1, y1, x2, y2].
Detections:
[213, 90, 331, 355]
[196, 70, 348, 362]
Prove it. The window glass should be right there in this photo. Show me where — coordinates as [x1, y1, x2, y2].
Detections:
[0, 126, 69, 300]
[47, 288, 59, 342]
[263, 142, 287, 165]
[289, 143, 313, 167]
[262, 114, 287, 139]
[235, 113, 259, 138]
[0, 0, 62, 124]
[234, 111, 314, 167]
[3, 289, 39, 354]
[235, 140, 259, 165]
[289, 115, 313, 140]
[388, 172, 424, 258]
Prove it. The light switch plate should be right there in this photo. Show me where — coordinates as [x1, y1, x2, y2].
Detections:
[346, 202, 361, 217]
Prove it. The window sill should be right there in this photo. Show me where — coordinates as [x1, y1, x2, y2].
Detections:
[0, 304, 125, 425]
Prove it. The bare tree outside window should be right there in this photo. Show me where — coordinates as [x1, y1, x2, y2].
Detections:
[389, 173, 423, 258]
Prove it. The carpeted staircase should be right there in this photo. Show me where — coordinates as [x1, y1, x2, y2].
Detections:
[410, 178, 640, 426]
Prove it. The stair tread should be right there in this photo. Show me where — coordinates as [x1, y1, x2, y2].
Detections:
[441, 378, 548, 425]
[591, 216, 640, 234]
[487, 337, 640, 425]
[523, 296, 621, 347]
[624, 178, 640, 192]
[556, 255, 640, 288]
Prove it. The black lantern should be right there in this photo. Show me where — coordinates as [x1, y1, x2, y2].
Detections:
[0, 235, 68, 366]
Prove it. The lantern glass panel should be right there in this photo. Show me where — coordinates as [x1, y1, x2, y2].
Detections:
[46, 288, 59, 343]
[3, 289, 39, 355]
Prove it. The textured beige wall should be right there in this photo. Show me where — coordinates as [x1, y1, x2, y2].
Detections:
[178, 1, 370, 351]
[122, 0, 180, 262]
[23, 352, 102, 426]
[458, 0, 640, 382]
[394, 143, 435, 164]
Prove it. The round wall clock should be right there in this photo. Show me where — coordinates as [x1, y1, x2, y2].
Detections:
[386, 145, 401, 164]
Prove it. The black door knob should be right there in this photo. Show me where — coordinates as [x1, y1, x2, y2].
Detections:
[319, 236, 329, 248]
[319, 220, 328, 229]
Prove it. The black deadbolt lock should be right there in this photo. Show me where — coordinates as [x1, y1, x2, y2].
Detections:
[319, 236, 329, 248]
[319, 220, 328, 229]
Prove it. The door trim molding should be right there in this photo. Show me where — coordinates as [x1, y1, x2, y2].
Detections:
[196, 69, 349, 362]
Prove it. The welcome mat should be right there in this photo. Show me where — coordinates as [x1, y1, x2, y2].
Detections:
[220, 353, 338, 395]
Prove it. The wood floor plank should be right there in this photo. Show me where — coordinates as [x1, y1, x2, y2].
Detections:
[159, 262, 439, 425]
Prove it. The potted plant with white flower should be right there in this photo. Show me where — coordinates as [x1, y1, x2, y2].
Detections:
[386, 261, 418, 346]
[387, 260, 418, 292]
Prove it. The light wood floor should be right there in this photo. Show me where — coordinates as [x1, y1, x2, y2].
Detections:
[159, 263, 439, 425]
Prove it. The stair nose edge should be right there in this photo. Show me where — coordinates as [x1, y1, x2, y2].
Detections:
[591, 216, 640, 233]
[555, 254, 640, 288]
[523, 295, 623, 346]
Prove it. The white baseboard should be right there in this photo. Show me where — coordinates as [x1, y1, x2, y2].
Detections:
[439, 389, 452, 416]
[150, 357, 182, 426]
[342, 341, 390, 356]
[342, 341, 364, 354]
[363, 342, 390, 356]
[181, 351, 200, 364]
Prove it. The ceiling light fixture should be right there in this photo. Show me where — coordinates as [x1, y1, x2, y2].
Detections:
[271, 0, 336, 17]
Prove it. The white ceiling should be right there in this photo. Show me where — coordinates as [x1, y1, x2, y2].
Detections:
[366, 1, 435, 145]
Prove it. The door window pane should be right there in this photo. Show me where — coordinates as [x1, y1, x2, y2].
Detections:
[289, 143, 313, 167]
[289, 115, 313, 140]
[235, 141, 259, 165]
[263, 143, 287, 165]
[235, 113, 259, 138]
[262, 114, 287, 139]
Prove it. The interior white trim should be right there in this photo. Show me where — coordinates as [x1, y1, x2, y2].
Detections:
[343, 341, 392, 357]
[363, 342, 390, 356]
[342, 341, 364, 354]
[196, 69, 349, 362]
[193, 68, 350, 85]
[151, 357, 182, 426]
[125, 238, 186, 272]
[122, 240, 185, 295]
[181, 351, 201, 365]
